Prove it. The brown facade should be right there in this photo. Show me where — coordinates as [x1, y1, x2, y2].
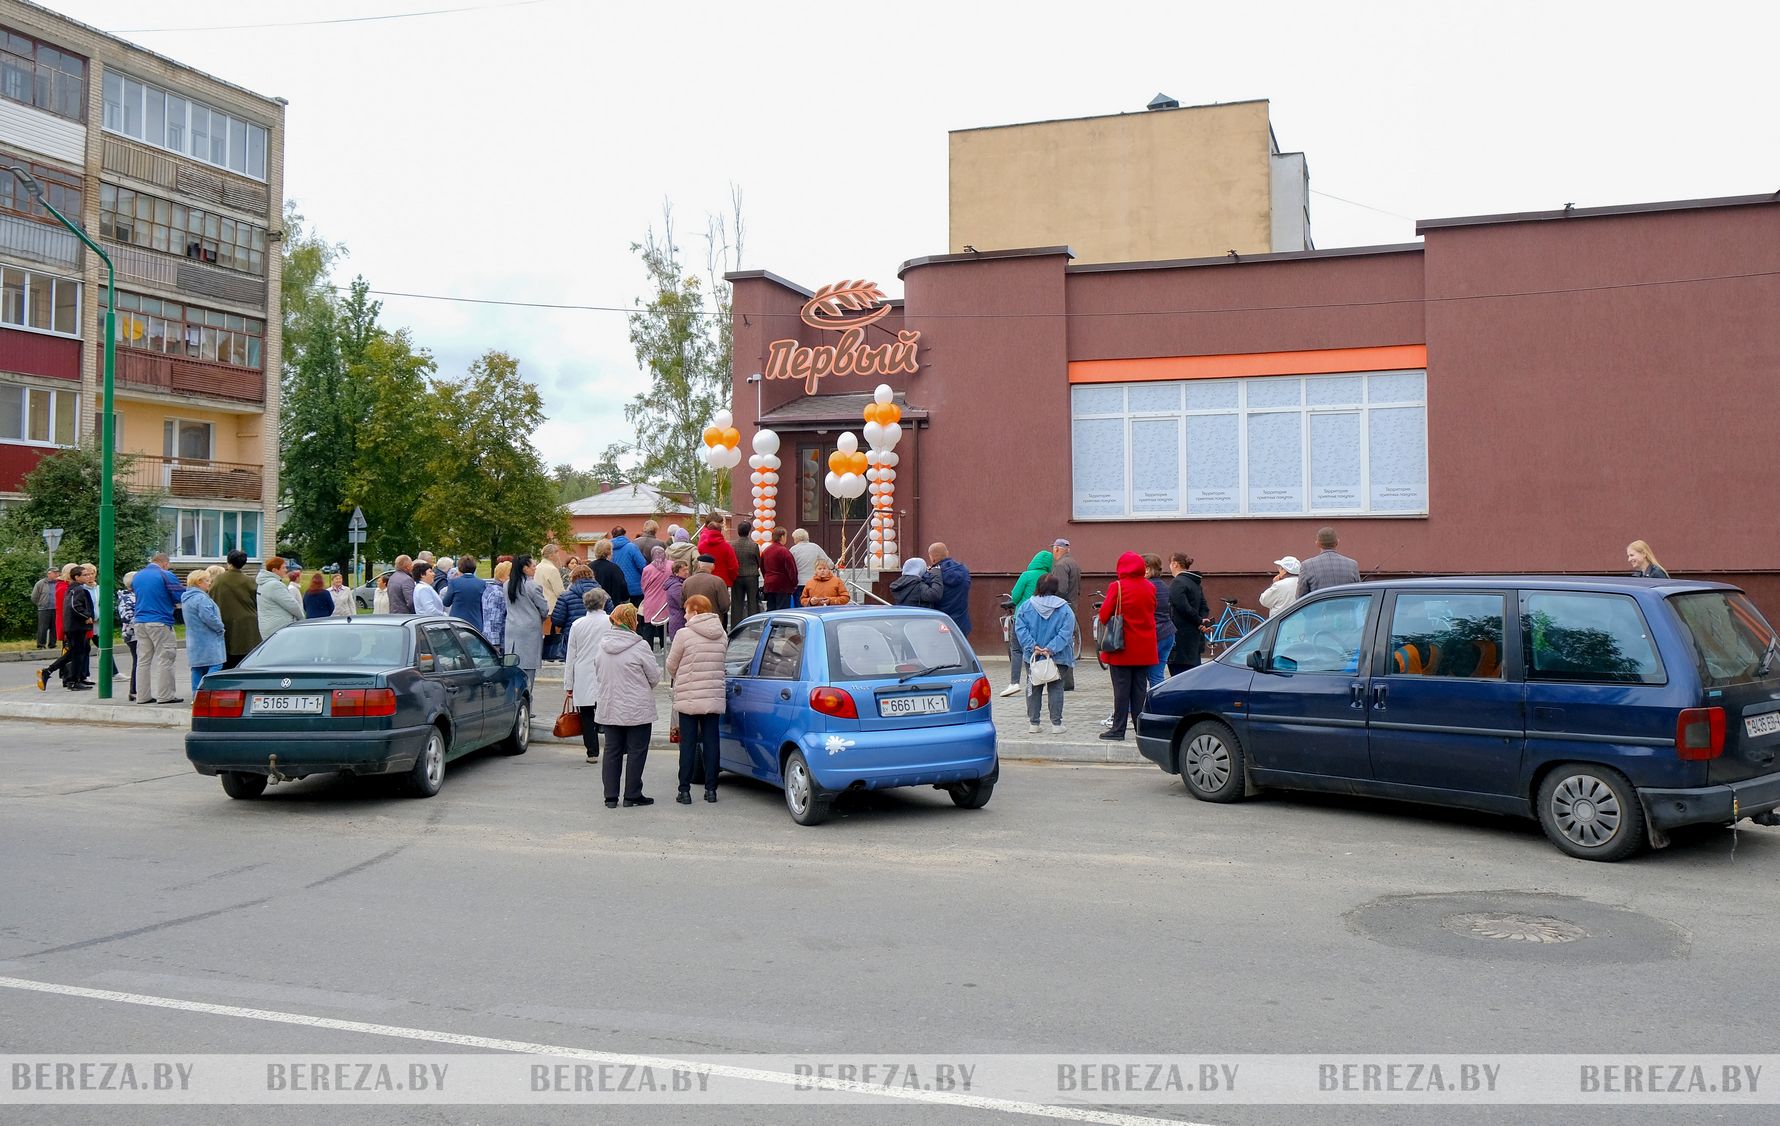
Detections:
[731, 195, 1780, 644]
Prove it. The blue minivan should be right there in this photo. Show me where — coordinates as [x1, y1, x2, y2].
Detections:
[1136, 576, 1780, 860]
[718, 607, 999, 825]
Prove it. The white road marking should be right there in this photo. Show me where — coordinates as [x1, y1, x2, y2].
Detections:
[0, 975, 1213, 1126]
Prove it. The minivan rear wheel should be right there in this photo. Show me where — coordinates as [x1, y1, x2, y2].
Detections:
[1179, 720, 1247, 803]
[1536, 764, 1646, 862]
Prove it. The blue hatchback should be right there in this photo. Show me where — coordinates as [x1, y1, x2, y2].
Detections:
[1136, 576, 1780, 861]
[717, 607, 999, 825]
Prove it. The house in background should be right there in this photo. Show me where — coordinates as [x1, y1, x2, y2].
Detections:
[565, 483, 697, 547]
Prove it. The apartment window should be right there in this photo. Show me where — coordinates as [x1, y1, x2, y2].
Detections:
[102, 71, 269, 182]
[0, 26, 85, 121]
[160, 505, 260, 560]
[99, 185, 268, 275]
[162, 417, 214, 460]
[0, 265, 80, 336]
[0, 384, 79, 446]
[105, 291, 264, 370]
[1070, 371, 1429, 519]
[0, 152, 82, 224]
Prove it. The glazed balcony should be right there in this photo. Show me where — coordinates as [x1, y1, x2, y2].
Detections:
[126, 454, 263, 502]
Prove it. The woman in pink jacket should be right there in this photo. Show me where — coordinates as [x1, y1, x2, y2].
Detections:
[639, 546, 672, 652]
[664, 593, 728, 804]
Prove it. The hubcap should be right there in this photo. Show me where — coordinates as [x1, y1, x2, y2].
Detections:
[514, 703, 529, 748]
[1184, 733, 1231, 791]
[1552, 774, 1621, 847]
[786, 759, 809, 816]
[425, 733, 444, 786]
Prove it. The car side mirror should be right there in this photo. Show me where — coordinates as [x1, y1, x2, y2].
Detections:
[502, 652, 520, 667]
[416, 654, 435, 674]
[1247, 649, 1268, 673]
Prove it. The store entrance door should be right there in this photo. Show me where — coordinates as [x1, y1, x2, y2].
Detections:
[790, 440, 867, 563]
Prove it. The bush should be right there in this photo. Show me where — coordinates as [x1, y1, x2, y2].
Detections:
[0, 527, 51, 640]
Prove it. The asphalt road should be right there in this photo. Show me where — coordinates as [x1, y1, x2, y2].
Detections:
[2, 719, 1778, 1126]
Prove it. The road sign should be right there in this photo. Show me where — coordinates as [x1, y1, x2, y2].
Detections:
[347, 528, 366, 544]
[348, 507, 367, 531]
[42, 527, 62, 554]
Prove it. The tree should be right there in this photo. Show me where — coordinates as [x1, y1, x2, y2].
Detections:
[624, 200, 740, 514]
[419, 351, 569, 559]
[343, 329, 440, 565]
[1, 443, 166, 584]
[279, 202, 344, 377]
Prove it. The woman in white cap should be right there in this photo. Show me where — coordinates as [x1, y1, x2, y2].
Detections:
[1260, 555, 1301, 617]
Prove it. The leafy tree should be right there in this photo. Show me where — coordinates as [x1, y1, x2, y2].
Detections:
[279, 202, 344, 376]
[343, 329, 440, 565]
[1, 442, 166, 589]
[624, 203, 735, 513]
[419, 351, 569, 558]
[551, 443, 633, 505]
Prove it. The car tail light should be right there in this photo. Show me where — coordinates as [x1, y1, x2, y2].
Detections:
[809, 686, 857, 719]
[1675, 706, 1725, 761]
[193, 690, 244, 718]
[332, 688, 398, 718]
[967, 676, 992, 710]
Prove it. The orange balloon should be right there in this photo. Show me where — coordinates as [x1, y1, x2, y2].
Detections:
[862, 402, 883, 425]
[881, 403, 901, 424]
[721, 427, 740, 449]
[828, 451, 847, 473]
[702, 425, 721, 448]
[849, 452, 868, 475]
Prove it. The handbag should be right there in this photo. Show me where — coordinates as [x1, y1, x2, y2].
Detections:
[1099, 583, 1127, 655]
[552, 695, 582, 739]
[1028, 654, 1060, 686]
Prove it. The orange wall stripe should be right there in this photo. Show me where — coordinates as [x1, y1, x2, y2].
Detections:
[1069, 344, 1427, 383]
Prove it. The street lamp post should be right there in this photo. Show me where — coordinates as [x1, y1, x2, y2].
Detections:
[7, 165, 119, 699]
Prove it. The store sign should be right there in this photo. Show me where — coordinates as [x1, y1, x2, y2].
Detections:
[764, 280, 921, 394]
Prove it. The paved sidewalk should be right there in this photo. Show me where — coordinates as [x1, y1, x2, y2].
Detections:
[0, 645, 1150, 763]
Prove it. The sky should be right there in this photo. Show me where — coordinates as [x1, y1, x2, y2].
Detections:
[45, 0, 1780, 471]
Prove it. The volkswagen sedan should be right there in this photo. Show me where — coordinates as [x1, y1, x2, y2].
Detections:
[719, 607, 999, 825]
[185, 615, 530, 800]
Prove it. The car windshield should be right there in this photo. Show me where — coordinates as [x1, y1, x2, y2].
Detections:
[1670, 592, 1779, 688]
[826, 615, 977, 682]
[242, 625, 409, 668]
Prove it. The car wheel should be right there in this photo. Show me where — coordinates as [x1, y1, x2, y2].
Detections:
[783, 750, 828, 826]
[1179, 720, 1247, 803]
[219, 771, 267, 800]
[1536, 764, 1646, 862]
[948, 778, 994, 809]
[406, 726, 448, 798]
[498, 697, 530, 755]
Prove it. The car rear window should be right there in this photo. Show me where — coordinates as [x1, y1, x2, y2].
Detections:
[827, 615, 977, 682]
[1670, 591, 1779, 688]
[1522, 592, 1664, 684]
[242, 625, 408, 668]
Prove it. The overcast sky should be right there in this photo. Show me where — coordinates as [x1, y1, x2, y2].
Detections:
[49, 0, 1780, 471]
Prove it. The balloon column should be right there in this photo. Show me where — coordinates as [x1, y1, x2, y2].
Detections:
[862, 384, 903, 568]
[747, 429, 782, 544]
[701, 410, 742, 473]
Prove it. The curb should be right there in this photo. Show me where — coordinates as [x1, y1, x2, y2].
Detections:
[525, 722, 1145, 764]
[0, 700, 187, 728]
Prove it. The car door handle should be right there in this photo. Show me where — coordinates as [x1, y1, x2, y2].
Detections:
[1349, 682, 1365, 708]
[1372, 683, 1388, 710]
[731, 684, 742, 696]
[1533, 705, 1564, 721]
[779, 689, 792, 701]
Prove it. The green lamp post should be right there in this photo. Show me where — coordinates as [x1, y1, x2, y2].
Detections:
[6, 164, 119, 699]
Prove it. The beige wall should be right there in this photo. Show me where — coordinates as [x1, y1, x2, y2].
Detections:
[948, 100, 1276, 265]
[115, 398, 259, 463]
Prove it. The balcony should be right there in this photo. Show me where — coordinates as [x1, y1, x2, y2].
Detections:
[127, 454, 263, 502]
[103, 240, 268, 311]
[118, 349, 265, 405]
[0, 213, 81, 271]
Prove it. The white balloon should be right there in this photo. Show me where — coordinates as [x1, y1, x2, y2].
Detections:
[882, 539, 897, 554]
[868, 529, 882, 540]
[836, 432, 858, 454]
[865, 468, 880, 483]
[713, 409, 733, 430]
[874, 383, 894, 405]
[752, 429, 779, 456]
[762, 471, 778, 483]
[863, 421, 886, 447]
[824, 471, 842, 496]
[879, 451, 899, 468]
[763, 454, 780, 470]
[882, 422, 902, 448]
[747, 454, 763, 470]
[751, 485, 764, 498]
[880, 469, 896, 483]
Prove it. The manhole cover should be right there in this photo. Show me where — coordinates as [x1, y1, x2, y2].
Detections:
[1442, 911, 1588, 944]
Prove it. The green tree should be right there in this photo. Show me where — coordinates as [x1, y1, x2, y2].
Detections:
[1, 443, 166, 584]
[279, 202, 344, 377]
[624, 203, 735, 513]
[343, 329, 440, 565]
[419, 351, 569, 559]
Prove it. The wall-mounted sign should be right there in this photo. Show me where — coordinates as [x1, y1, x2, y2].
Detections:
[764, 280, 921, 394]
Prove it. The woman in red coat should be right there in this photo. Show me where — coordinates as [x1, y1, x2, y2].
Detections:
[1098, 551, 1158, 741]
[695, 517, 739, 588]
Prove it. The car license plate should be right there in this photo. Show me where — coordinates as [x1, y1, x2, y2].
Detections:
[1746, 712, 1780, 739]
[879, 693, 949, 718]
[251, 694, 324, 715]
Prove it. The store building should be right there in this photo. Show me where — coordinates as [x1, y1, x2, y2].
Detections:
[0, 0, 284, 565]
[729, 191, 1780, 644]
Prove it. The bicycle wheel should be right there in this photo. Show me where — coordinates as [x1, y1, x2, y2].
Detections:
[1233, 609, 1265, 636]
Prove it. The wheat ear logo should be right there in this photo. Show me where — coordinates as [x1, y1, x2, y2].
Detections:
[764, 278, 921, 395]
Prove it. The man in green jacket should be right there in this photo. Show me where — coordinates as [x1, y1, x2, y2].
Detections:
[209, 550, 261, 670]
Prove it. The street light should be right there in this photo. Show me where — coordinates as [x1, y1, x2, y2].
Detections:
[7, 165, 119, 700]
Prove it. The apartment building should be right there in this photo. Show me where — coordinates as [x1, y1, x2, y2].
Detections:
[0, 0, 283, 564]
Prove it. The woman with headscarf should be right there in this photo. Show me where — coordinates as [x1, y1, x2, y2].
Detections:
[481, 560, 510, 648]
[665, 558, 689, 639]
[562, 584, 610, 765]
[595, 603, 660, 808]
[889, 557, 942, 607]
[503, 555, 551, 692]
[999, 548, 1054, 697]
[639, 545, 671, 651]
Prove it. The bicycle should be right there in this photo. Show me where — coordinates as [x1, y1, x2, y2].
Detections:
[1205, 596, 1266, 657]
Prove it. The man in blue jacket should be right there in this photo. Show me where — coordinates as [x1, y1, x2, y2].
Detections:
[442, 555, 487, 632]
[609, 527, 648, 608]
[132, 552, 184, 705]
[927, 541, 973, 638]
